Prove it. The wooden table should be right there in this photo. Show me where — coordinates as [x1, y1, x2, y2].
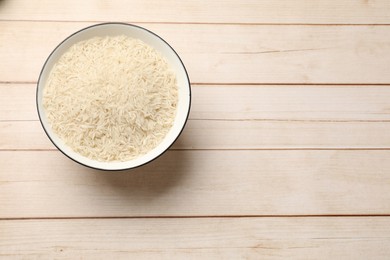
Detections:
[1, 1, 390, 259]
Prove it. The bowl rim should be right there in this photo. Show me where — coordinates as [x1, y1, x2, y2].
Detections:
[36, 22, 191, 171]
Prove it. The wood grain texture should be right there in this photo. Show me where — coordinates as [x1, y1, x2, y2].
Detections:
[2, 84, 390, 150]
[2, 22, 390, 84]
[3, 84, 390, 122]
[1, 150, 390, 218]
[1, 0, 390, 24]
[1, 0, 390, 258]
[1, 218, 390, 259]
[2, 120, 390, 150]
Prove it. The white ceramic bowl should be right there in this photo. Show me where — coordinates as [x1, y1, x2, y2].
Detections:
[37, 23, 191, 171]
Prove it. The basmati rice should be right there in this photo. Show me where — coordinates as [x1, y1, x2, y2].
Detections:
[43, 35, 178, 162]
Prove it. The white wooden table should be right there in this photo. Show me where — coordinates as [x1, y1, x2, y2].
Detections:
[1, 1, 390, 259]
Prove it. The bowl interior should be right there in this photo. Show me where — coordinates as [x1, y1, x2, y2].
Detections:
[37, 23, 191, 170]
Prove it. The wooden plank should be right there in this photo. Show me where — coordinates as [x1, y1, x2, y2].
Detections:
[1, 0, 390, 24]
[2, 22, 390, 84]
[0, 84, 37, 121]
[2, 84, 390, 122]
[1, 218, 390, 259]
[2, 83, 390, 150]
[2, 120, 390, 150]
[1, 150, 390, 217]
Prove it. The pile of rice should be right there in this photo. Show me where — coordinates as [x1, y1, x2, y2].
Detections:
[43, 35, 178, 162]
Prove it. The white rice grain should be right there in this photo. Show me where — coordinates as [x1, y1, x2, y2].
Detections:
[43, 35, 178, 162]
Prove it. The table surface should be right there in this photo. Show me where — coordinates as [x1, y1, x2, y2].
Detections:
[1, 0, 390, 259]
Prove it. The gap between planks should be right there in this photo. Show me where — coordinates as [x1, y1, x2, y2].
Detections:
[3, 81, 390, 86]
[2, 148, 390, 152]
[4, 119, 390, 123]
[2, 214, 390, 221]
[4, 117, 390, 123]
[2, 19, 390, 26]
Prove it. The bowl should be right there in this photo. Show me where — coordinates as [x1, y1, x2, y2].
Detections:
[36, 23, 191, 171]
